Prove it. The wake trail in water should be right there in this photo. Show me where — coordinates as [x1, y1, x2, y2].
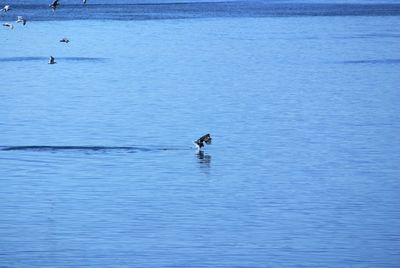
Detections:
[0, 145, 190, 153]
[0, 57, 107, 63]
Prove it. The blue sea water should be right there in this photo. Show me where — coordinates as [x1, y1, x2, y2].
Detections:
[1, 1, 400, 267]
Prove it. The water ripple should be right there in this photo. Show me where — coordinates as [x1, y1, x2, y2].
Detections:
[341, 59, 400, 64]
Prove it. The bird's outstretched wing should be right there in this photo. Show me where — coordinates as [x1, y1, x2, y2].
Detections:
[199, 133, 212, 144]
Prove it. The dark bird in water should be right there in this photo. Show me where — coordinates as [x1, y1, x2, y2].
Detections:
[49, 0, 59, 11]
[16, 16, 27, 25]
[2, 23, 14, 29]
[48, 56, 56, 64]
[1, 5, 10, 12]
[83, 0, 87, 4]
[193, 133, 212, 151]
[59, 37, 70, 43]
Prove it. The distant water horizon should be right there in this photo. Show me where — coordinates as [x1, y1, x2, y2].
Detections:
[1, 1, 400, 21]
[5, 0, 400, 4]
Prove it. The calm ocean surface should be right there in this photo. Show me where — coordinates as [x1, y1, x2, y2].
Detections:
[1, 1, 400, 267]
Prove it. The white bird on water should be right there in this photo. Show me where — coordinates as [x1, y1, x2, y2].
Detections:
[1, 5, 10, 12]
[3, 23, 14, 29]
[48, 56, 56, 64]
[16, 16, 27, 26]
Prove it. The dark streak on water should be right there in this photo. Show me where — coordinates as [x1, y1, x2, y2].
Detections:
[0, 145, 190, 152]
[342, 59, 400, 64]
[339, 33, 400, 39]
[0, 57, 107, 62]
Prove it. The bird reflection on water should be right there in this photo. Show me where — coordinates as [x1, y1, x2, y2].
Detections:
[195, 151, 211, 174]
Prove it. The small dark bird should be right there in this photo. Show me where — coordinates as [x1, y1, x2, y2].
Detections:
[59, 37, 70, 43]
[193, 133, 212, 151]
[1, 5, 10, 12]
[49, 0, 59, 11]
[16, 16, 27, 26]
[3, 23, 14, 29]
[83, 0, 87, 4]
[48, 56, 56, 64]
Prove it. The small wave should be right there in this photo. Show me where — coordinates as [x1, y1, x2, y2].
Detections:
[0, 145, 189, 153]
[342, 59, 400, 64]
[339, 33, 400, 39]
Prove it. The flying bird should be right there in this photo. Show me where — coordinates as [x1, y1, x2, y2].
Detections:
[49, 0, 59, 11]
[1, 5, 10, 12]
[3, 23, 14, 29]
[193, 133, 212, 151]
[16, 16, 27, 25]
[59, 37, 70, 43]
[48, 56, 56, 64]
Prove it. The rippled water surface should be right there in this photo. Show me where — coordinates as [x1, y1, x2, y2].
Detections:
[1, 2, 400, 267]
